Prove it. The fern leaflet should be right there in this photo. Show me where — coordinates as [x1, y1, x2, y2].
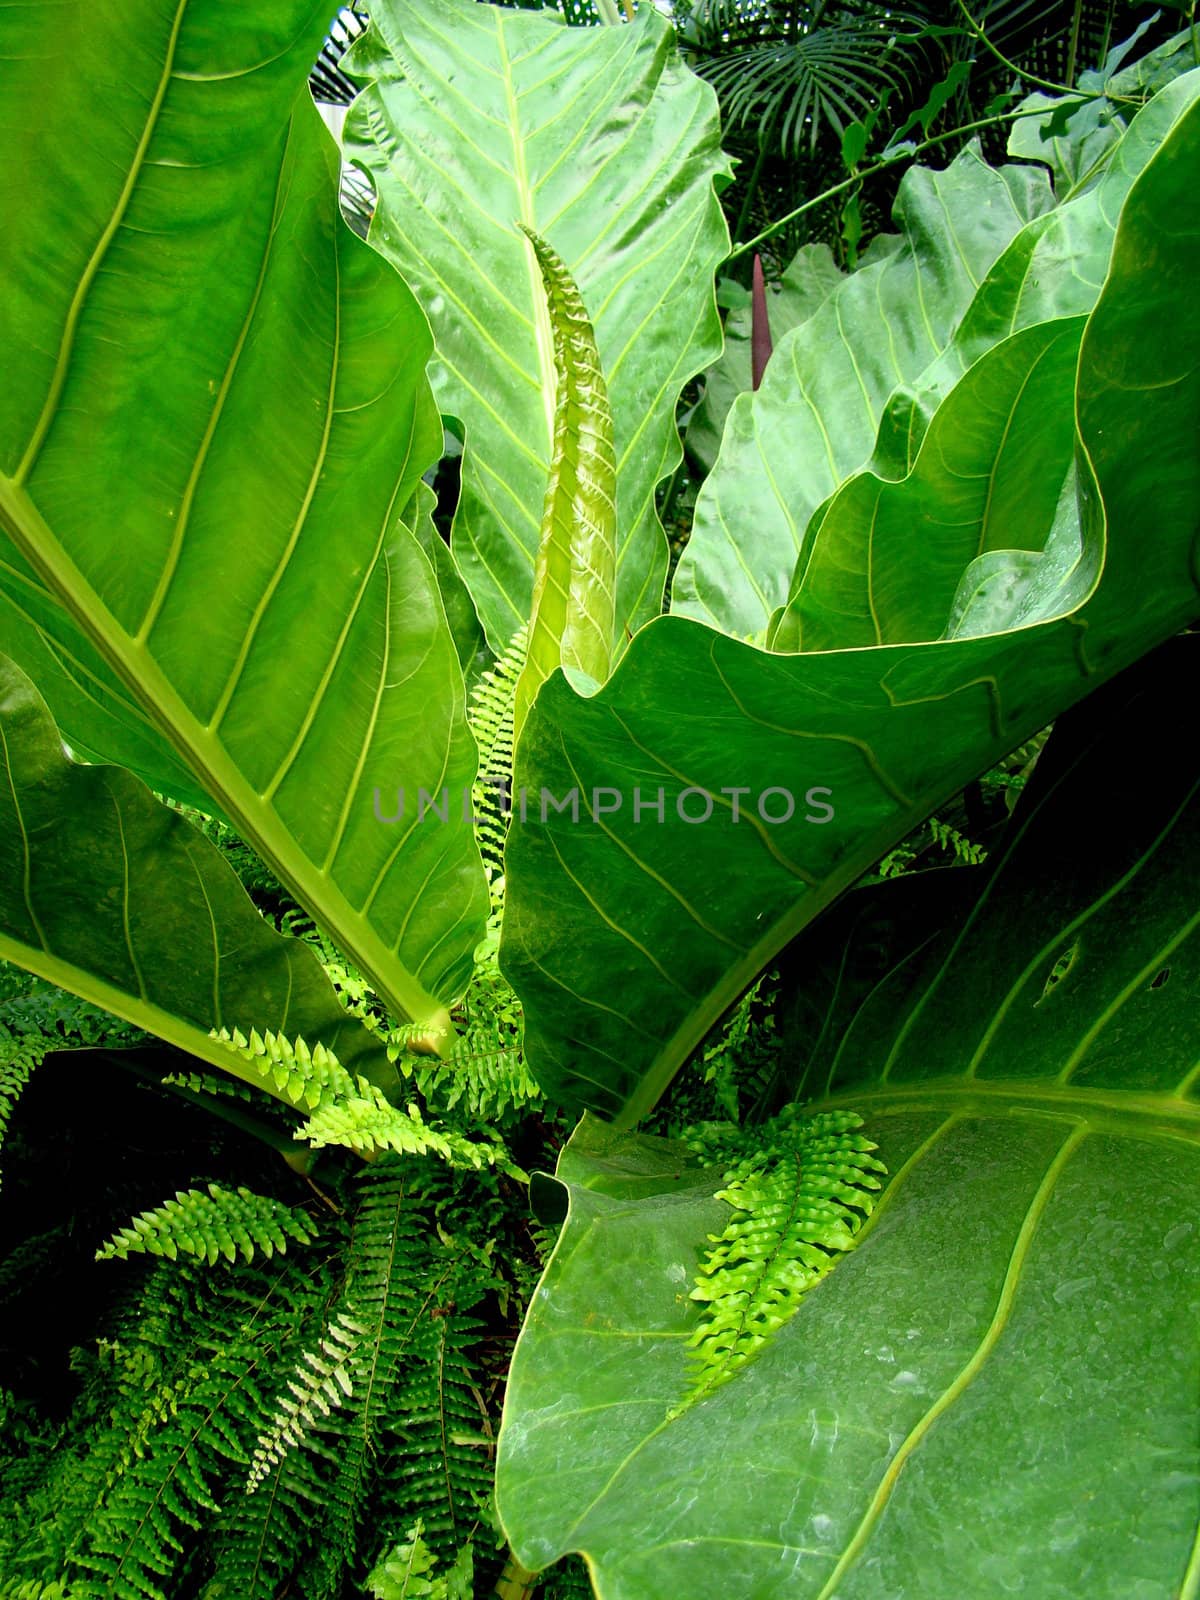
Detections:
[210, 1028, 502, 1169]
[367, 1521, 474, 1598]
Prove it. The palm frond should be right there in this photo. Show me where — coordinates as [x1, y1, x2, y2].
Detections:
[698, 24, 920, 155]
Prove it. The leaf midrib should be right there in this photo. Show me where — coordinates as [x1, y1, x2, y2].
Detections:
[0, 474, 450, 1034]
[817, 1076, 1200, 1142]
[15, 0, 192, 488]
[495, 13, 555, 455]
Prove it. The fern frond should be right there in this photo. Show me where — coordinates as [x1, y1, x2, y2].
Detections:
[97, 1184, 319, 1267]
[390, 946, 540, 1125]
[416, 1034, 540, 1122]
[375, 1306, 494, 1557]
[210, 1028, 500, 1169]
[929, 815, 989, 865]
[161, 1070, 268, 1106]
[208, 1026, 352, 1112]
[297, 1081, 501, 1170]
[467, 626, 527, 883]
[680, 1109, 886, 1408]
[205, 1449, 336, 1600]
[0, 1583, 82, 1599]
[74, 1254, 342, 1599]
[367, 1521, 474, 1599]
[246, 1312, 362, 1491]
[0, 1031, 41, 1188]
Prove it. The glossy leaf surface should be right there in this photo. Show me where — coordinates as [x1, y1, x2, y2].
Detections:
[671, 149, 1052, 638]
[497, 645, 1200, 1596]
[346, 0, 731, 651]
[500, 93, 1200, 1124]
[0, 0, 487, 1027]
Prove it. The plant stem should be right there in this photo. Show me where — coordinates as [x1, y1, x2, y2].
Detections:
[955, 0, 1086, 98]
[728, 96, 1104, 261]
[494, 1551, 540, 1598]
[1065, 0, 1084, 87]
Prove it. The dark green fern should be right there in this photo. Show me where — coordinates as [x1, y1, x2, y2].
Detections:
[0, 966, 143, 1190]
[207, 1160, 500, 1597]
[0, 642, 562, 1598]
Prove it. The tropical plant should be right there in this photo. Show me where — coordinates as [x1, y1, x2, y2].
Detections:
[0, 0, 1198, 1597]
[674, 0, 1174, 266]
[498, 639, 1200, 1595]
[491, 34, 1200, 1593]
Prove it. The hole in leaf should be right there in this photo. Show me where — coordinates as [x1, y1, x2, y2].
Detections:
[1038, 942, 1079, 1003]
[1150, 967, 1171, 990]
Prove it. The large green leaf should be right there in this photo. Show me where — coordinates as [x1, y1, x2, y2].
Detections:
[499, 91, 1200, 1124]
[0, 655, 392, 1099]
[768, 316, 1087, 653]
[0, 0, 487, 1028]
[0, 555, 213, 812]
[897, 71, 1200, 463]
[496, 643, 1200, 1596]
[670, 148, 1053, 639]
[1004, 27, 1200, 197]
[345, 0, 731, 652]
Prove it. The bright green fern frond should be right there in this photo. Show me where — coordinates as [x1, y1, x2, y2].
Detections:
[297, 1080, 500, 1170]
[417, 1031, 539, 1122]
[209, 1026, 353, 1112]
[680, 1109, 886, 1408]
[161, 1070, 269, 1106]
[211, 1029, 500, 1169]
[512, 226, 617, 746]
[467, 626, 527, 883]
[367, 1521, 474, 1599]
[97, 1184, 319, 1267]
[929, 816, 989, 866]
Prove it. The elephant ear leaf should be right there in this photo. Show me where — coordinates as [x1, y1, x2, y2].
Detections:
[671, 146, 1054, 638]
[345, 0, 731, 651]
[0, 0, 487, 1032]
[496, 640, 1200, 1598]
[0, 654, 393, 1102]
[513, 228, 616, 744]
[499, 89, 1200, 1127]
